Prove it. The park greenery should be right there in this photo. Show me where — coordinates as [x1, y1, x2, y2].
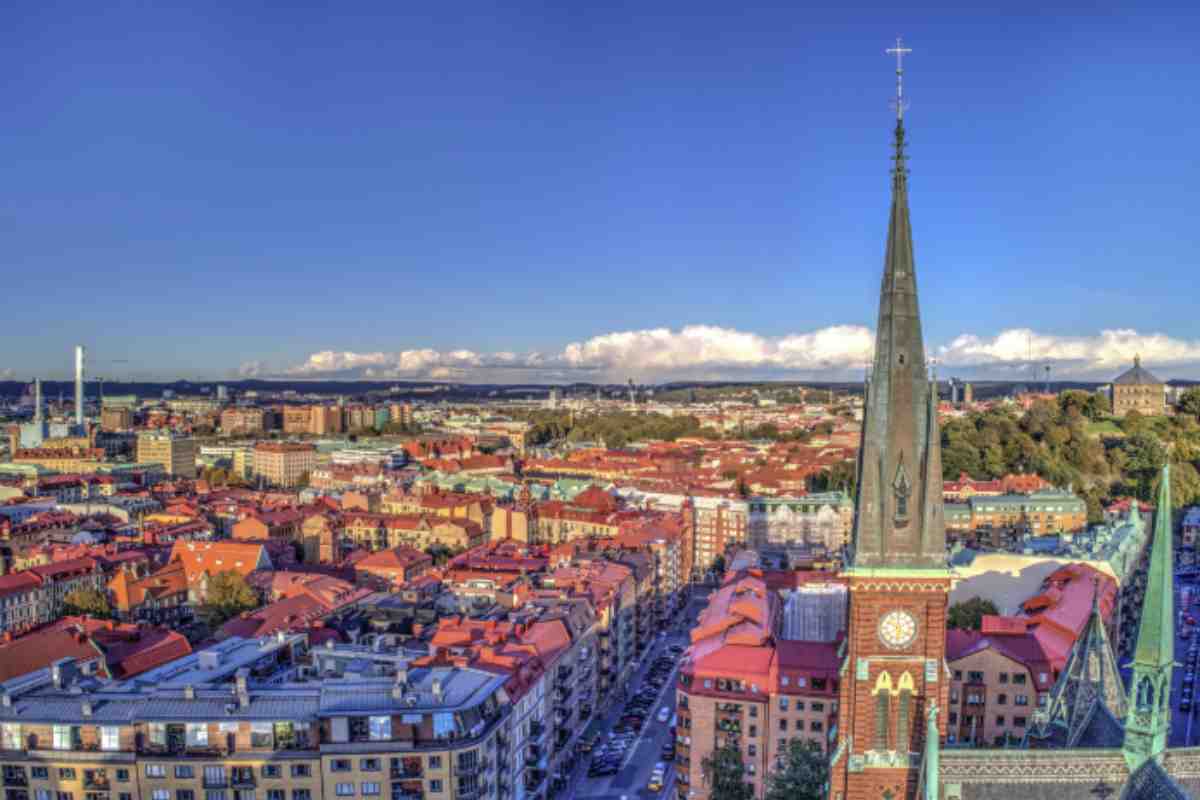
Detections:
[62, 588, 113, 619]
[941, 391, 1200, 517]
[702, 738, 828, 800]
[948, 597, 1000, 631]
[197, 570, 261, 628]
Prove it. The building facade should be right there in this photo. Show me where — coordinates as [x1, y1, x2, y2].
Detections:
[1110, 356, 1166, 417]
[137, 433, 198, 479]
[253, 443, 317, 488]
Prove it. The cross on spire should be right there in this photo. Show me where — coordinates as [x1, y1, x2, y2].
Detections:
[886, 36, 912, 120]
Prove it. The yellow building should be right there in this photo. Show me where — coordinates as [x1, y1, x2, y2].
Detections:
[12, 447, 106, 474]
[1110, 355, 1166, 417]
[137, 432, 198, 478]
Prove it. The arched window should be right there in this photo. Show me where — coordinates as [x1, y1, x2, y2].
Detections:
[873, 672, 894, 751]
[896, 672, 915, 751]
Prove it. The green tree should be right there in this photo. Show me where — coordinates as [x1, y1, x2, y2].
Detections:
[764, 739, 828, 800]
[63, 588, 113, 619]
[1122, 432, 1168, 499]
[1179, 387, 1200, 418]
[948, 597, 999, 631]
[701, 743, 754, 800]
[1151, 461, 1200, 509]
[199, 570, 260, 627]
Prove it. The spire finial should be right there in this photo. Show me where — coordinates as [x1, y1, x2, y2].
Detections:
[1134, 353, 1141, 367]
[886, 36, 912, 121]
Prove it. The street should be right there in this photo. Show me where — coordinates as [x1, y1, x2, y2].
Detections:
[569, 591, 710, 800]
[1168, 562, 1199, 746]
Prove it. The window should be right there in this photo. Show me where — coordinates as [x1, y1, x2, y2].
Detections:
[177, 792, 194, 800]
[153, 792, 171, 800]
[205, 792, 226, 800]
[427, 757, 441, 770]
[967, 671, 984, 683]
[1015, 694, 1029, 707]
[371, 715, 392, 740]
[59, 769, 77, 780]
[948, 712, 958, 725]
[149, 723, 166, 746]
[748, 725, 757, 738]
[203, 767, 226, 788]
[335, 784, 354, 797]
[57, 793, 73, 800]
[811, 721, 823, 732]
[996, 694, 1007, 706]
[53, 725, 74, 750]
[331, 760, 351, 773]
[811, 702, 825, 712]
[291, 792, 311, 800]
[37, 791, 52, 800]
[998, 673, 1009, 684]
[779, 719, 788, 731]
[358, 759, 378, 772]
[1012, 673, 1026, 685]
[1014, 716, 1027, 727]
[250, 723, 273, 749]
[953, 671, 962, 681]
[261, 766, 280, 779]
[796, 701, 805, 711]
[996, 716, 1006, 726]
[186, 723, 208, 747]
[2, 723, 22, 749]
[33, 768, 49, 779]
[175, 767, 194, 779]
[429, 781, 443, 794]
[778, 698, 789, 711]
[116, 770, 129, 783]
[146, 765, 166, 779]
[267, 792, 285, 800]
[120, 794, 133, 800]
[360, 785, 380, 796]
[747, 744, 756, 757]
[289, 766, 310, 779]
[950, 690, 960, 703]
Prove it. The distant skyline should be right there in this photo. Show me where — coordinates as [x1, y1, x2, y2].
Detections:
[6, 2, 1200, 383]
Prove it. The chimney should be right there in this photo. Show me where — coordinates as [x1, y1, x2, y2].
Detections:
[81, 700, 93, 717]
[34, 379, 43, 424]
[431, 678, 443, 703]
[0, 690, 10, 707]
[235, 668, 250, 708]
[184, 685, 195, 700]
[75, 345, 86, 427]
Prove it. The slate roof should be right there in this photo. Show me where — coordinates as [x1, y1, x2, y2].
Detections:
[1121, 759, 1190, 800]
[1113, 358, 1162, 385]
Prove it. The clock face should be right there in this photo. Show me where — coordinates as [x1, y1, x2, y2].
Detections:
[879, 610, 918, 649]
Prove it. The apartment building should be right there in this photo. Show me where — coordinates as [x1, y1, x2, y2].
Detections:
[220, 408, 267, 436]
[944, 489, 1087, 536]
[675, 573, 840, 800]
[746, 492, 853, 551]
[0, 640, 509, 800]
[100, 407, 133, 432]
[137, 433, 198, 479]
[253, 443, 317, 488]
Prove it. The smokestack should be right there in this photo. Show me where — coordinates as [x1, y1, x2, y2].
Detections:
[75, 345, 85, 427]
[34, 379, 43, 423]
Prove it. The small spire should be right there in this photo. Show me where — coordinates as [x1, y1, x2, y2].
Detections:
[886, 36, 912, 121]
[1134, 353, 1142, 367]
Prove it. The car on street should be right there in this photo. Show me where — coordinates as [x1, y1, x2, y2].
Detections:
[658, 705, 672, 723]
[647, 762, 667, 793]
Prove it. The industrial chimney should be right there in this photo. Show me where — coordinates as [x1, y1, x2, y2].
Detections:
[34, 378, 43, 423]
[75, 345, 85, 427]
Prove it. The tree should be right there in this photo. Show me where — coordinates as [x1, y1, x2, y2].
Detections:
[199, 570, 260, 627]
[63, 588, 112, 619]
[1151, 460, 1200, 509]
[701, 743, 754, 800]
[1179, 387, 1200, 418]
[764, 739, 828, 800]
[948, 597, 999, 631]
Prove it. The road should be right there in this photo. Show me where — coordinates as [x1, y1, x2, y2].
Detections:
[570, 591, 711, 800]
[1169, 561, 1198, 747]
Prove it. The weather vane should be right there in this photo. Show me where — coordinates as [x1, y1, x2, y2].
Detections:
[886, 36, 912, 120]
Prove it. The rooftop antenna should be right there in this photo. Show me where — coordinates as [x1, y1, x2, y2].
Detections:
[885, 36, 912, 120]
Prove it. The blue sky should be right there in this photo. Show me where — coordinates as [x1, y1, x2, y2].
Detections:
[5, 1, 1200, 383]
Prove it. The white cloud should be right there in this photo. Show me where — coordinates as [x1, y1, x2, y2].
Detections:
[0, 368, 14, 380]
[936, 328, 1200, 375]
[237, 360, 270, 378]
[250, 325, 1200, 383]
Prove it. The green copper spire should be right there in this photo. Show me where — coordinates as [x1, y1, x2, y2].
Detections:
[1123, 464, 1175, 771]
[924, 703, 939, 800]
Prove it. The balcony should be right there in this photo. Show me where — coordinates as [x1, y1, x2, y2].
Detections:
[390, 759, 423, 780]
[83, 776, 112, 791]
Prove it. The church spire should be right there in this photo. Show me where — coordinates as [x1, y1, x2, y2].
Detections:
[850, 42, 945, 570]
[1123, 464, 1175, 770]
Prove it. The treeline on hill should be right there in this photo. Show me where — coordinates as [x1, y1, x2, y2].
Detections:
[942, 388, 1200, 521]
[511, 410, 843, 451]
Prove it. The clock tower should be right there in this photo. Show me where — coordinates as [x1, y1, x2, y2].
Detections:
[830, 40, 950, 800]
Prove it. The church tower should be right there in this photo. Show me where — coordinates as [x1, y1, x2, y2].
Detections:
[1123, 464, 1175, 771]
[831, 40, 951, 800]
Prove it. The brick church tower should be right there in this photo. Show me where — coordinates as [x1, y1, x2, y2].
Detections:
[829, 43, 950, 800]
